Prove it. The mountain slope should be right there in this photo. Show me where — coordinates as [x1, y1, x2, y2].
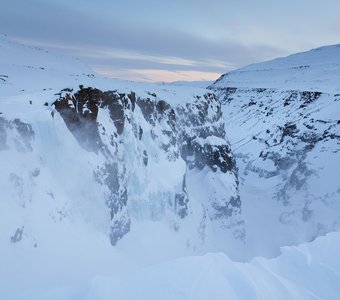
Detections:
[210, 44, 340, 257]
[212, 44, 340, 92]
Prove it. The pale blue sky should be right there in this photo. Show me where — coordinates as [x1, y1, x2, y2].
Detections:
[1, 0, 340, 81]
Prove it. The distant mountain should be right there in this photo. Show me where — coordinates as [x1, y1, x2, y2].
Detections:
[212, 44, 340, 92]
[162, 80, 214, 88]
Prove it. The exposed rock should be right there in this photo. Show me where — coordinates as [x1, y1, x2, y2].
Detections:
[53, 87, 241, 246]
[10, 227, 24, 243]
[211, 84, 340, 250]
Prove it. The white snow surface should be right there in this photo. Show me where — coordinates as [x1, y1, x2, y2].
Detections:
[0, 33, 209, 106]
[162, 80, 213, 88]
[86, 230, 340, 300]
[212, 44, 340, 92]
[2, 230, 340, 300]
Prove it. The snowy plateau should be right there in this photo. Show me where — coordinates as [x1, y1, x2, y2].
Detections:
[1, 33, 340, 299]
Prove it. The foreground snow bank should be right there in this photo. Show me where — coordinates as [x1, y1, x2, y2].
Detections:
[86, 231, 339, 300]
[3, 225, 339, 300]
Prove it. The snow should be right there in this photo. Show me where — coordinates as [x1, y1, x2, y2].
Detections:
[0, 33, 210, 107]
[85, 231, 340, 300]
[0, 34, 239, 298]
[212, 44, 340, 93]
[1, 33, 340, 299]
[162, 80, 213, 88]
[3, 230, 340, 300]
[194, 135, 227, 147]
[210, 44, 340, 259]
[210, 86, 340, 258]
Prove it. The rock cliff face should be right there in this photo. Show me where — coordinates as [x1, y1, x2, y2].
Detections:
[0, 34, 245, 265]
[50, 86, 242, 248]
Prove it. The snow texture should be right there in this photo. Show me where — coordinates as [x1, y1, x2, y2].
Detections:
[212, 44, 340, 93]
[210, 45, 340, 258]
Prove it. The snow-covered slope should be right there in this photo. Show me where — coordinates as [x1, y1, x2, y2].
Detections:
[212, 44, 340, 93]
[210, 45, 340, 257]
[163, 80, 214, 88]
[86, 230, 340, 300]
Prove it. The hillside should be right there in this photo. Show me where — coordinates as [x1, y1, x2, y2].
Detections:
[212, 44, 340, 92]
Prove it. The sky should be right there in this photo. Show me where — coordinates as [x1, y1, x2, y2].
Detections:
[1, 0, 340, 82]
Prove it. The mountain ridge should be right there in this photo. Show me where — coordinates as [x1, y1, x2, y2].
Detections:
[212, 43, 340, 93]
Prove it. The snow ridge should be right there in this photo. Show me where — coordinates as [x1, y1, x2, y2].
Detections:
[212, 44, 340, 92]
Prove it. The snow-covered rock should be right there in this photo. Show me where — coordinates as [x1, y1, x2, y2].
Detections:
[210, 45, 340, 258]
[51, 86, 242, 249]
[0, 34, 242, 298]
